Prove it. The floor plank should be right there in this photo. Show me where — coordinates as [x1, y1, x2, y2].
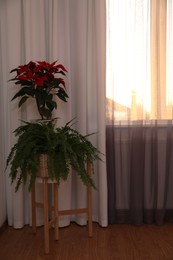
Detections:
[1, 222, 173, 259]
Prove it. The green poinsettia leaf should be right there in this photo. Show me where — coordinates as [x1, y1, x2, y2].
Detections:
[46, 100, 57, 111]
[10, 78, 33, 86]
[46, 93, 53, 101]
[35, 90, 48, 99]
[18, 96, 29, 107]
[39, 107, 52, 119]
[10, 68, 18, 73]
[58, 70, 66, 76]
[53, 78, 63, 86]
[23, 88, 35, 97]
[9, 78, 20, 83]
[11, 86, 34, 100]
[20, 81, 33, 86]
[56, 88, 69, 102]
[35, 91, 48, 107]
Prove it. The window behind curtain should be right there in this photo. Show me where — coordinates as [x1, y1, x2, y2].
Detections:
[106, 0, 173, 124]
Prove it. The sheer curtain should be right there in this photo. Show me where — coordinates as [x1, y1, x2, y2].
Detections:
[106, 0, 173, 225]
[0, 0, 107, 228]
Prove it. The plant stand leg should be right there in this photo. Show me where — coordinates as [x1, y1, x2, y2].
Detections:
[54, 183, 59, 241]
[31, 179, 59, 254]
[43, 178, 49, 254]
[31, 183, 36, 234]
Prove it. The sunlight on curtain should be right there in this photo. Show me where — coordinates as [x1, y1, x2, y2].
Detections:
[167, 0, 173, 118]
[106, 0, 173, 123]
[106, 0, 173, 225]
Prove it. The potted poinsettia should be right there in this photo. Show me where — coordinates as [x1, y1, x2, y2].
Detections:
[7, 60, 101, 192]
[10, 60, 68, 120]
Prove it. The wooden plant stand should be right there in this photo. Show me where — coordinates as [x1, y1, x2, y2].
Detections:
[31, 162, 92, 254]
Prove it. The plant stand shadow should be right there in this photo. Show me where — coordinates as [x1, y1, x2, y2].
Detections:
[31, 161, 93, 254]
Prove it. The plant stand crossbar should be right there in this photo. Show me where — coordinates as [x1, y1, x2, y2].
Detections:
[31, 161, 93, 254]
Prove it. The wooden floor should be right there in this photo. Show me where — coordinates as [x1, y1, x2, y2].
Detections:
[1, 222, 173, 259]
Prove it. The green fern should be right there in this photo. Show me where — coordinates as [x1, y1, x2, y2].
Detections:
[6, 119, 102, 192]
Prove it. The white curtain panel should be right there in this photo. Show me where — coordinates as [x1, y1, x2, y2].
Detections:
[0, 0, 107, 228]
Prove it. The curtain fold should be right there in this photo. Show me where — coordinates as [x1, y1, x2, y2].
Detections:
[0, 0, 107, 228]
[107, 123, 173, 225]
[0, 1, 6, 228]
